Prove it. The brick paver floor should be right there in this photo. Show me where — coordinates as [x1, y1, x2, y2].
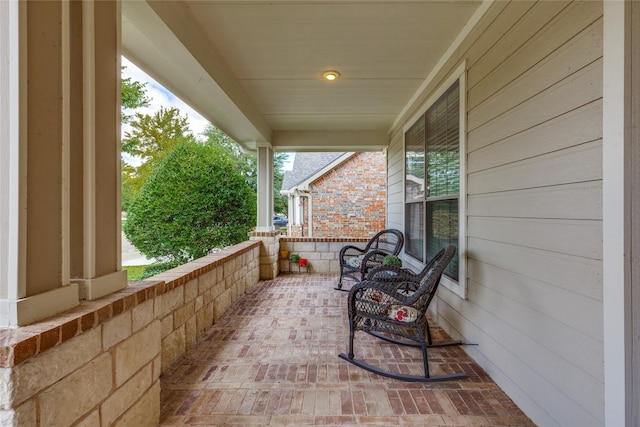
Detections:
[160, 274, 535, 426]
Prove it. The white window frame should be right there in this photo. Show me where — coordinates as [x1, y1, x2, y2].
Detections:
[402, 62, 467, 299]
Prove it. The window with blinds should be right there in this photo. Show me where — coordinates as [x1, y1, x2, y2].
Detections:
[404, 80, 460, 280]
[405, 116, 426, 261]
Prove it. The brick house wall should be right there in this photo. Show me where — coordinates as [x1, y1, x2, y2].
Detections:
[296, 152, 386, 238]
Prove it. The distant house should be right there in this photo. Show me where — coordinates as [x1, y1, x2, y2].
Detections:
[281, 152, 386, 238]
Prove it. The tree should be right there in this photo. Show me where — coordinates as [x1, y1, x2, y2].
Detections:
[122, 107, 194, 197]
[202, 125, 255, 189]
[121, 67, 150, 123]
[123, 140, 257, 265]
[121, 68, 151, 210]
[273, 153, 288, 214]
[121, 159, 136, 211]
[202, 124, 288, 215]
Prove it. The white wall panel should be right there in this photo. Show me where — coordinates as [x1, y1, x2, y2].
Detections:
[468, 216, 602, 259]
[469, 59, 602, 150]
[467, 182, 602, 220]
[469, 18, 602, 130]
[467, 259, 603, 344]
[468, 101, 602, 173]
[469, 141, 601, 194]
[468, 1, 602, 106]
[468, 237, 601, 300]
[387, 2, 604, 425]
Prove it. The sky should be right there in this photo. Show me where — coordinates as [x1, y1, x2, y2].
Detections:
[121, 56, 210, 139]
[121, 57, 293, 170]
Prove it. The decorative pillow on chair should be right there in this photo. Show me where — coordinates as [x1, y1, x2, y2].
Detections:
[347, 257, 363, 269]
[364, 259, 380, 268]
[369, 290, 392, 304]
[387, 305, 419, 322]
[358, 290, 391, 316]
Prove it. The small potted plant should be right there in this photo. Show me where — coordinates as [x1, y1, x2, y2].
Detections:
[382, 254, 402, 268]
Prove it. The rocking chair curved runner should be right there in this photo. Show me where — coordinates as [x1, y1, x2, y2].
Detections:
[336, 229, 404, 291]
[339, 245, 467, 382]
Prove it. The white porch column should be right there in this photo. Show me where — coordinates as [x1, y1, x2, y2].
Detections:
[249, 143, 279, 279]
[0, 0, 27, 326]
[602, 1, 633, 425]
[287, 194, 295, 230]
[68, 0, 127, 301]
[0, 0, 125, 327]
[0, 0, 80, 327]
[294, 193, 303, 226]
[255, 143, 274, 232]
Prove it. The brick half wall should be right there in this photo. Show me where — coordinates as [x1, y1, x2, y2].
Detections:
[278, 236, 371, 274]
[0, 241, 261, 427]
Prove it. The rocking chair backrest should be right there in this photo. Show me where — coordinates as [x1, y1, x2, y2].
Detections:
[413, 245, 457, 310]
[365, 229, 404, 255]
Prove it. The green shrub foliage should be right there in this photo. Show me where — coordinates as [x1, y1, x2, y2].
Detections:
[124, 141, 257, 265]
[382, 255, 402, 268]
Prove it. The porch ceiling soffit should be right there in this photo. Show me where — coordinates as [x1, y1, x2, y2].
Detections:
[121, 0, 271, 150]
[122, 1, 486, 153]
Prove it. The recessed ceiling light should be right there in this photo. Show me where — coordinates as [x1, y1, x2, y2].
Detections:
[322, 70, 340, 81]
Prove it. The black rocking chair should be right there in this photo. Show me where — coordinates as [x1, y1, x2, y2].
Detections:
[339, 245, 467, 382]
[336, 229, 404, 291]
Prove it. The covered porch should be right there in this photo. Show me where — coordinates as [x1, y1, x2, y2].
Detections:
[0, 236, 531, 426]
[1, 1, 639, 426]
[160, 273, 533, 426]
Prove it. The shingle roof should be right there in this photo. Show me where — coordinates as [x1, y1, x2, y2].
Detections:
[281, 152, 345, 191]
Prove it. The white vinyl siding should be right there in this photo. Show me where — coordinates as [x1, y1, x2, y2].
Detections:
[632, 4, 640, 425]
[387, 1, 604, 426]
[386, 134, 406, 232]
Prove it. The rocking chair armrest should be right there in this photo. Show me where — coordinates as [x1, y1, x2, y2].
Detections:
[339, 245, 367, 259]
[350, 278, 419, 306]
[361, 249, 393, 266]
[367, 264, 418, 282]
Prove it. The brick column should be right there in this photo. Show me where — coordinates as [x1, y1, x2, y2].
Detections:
[249, 231, 280, 280]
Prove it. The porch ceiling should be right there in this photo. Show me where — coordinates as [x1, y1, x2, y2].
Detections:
[121, 0, 483, 152]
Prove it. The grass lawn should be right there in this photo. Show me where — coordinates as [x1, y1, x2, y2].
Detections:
[124, 265, 153, 281]
[124, 263, 173, 280]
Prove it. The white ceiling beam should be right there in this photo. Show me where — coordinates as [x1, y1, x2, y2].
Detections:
[272, 130, 388, 152]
